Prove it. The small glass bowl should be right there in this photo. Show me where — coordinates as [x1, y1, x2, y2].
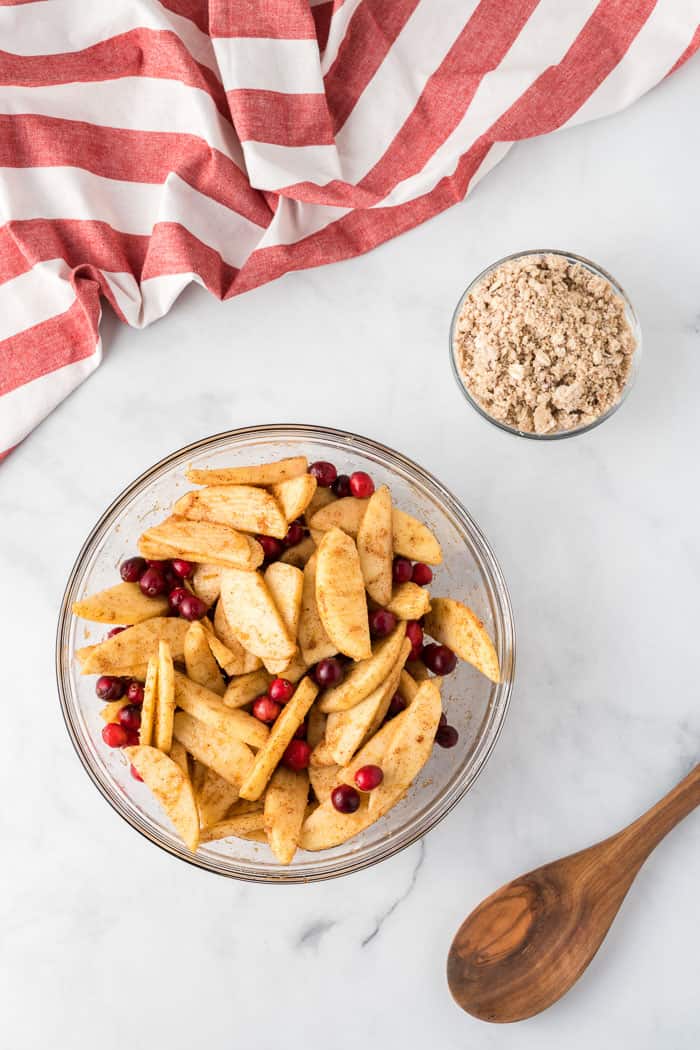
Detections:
[56, 426, 515, 883]
[449, 249, 642, 441]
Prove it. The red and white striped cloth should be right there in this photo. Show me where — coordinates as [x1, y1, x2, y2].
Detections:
[1, 1, 698, 460]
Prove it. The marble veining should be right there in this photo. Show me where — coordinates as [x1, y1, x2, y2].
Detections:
[1, 56, 699, 1050]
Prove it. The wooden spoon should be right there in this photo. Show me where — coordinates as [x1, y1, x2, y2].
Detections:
[447, 763, 700, 1023]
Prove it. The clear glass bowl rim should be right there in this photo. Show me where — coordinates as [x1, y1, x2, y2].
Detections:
[449, 248, 643, 441]
[56, 424, 515, 883]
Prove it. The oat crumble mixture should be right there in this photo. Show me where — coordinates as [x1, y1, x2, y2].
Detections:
[453, 253, 637, 434]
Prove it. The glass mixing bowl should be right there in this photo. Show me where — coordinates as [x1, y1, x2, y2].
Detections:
[56, 425, 515, 883]
[449, 249, 642, 440]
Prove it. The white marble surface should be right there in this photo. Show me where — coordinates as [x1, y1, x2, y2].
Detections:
[2, 56, 700, 1050]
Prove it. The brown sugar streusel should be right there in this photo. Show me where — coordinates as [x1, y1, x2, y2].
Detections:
[453, 253, 637, 435]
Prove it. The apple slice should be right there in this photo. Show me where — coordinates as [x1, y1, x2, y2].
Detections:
[368, 679, 442, 815]
[315, 528, 371, 662]
[264, 767, 309, 864]
[174, 485, 288, 539]
[186, 457, 308, 487]
[324, 637, 411, 766]
[238, 677, 318, 801]
[125, 746, 199, 852]
[139, 516, 263, 571]
[356, 485, 393, 606]
[219, 568, 296, 664]
[269, 474, 317, 522]
[263, 561, 303, 674]
[72, 581, 168, 624]
[173, 673, 269, 749]
[424, 598, 500, 682]
[385, 582, 431, 621]
[80, 617, 188, 676]
[184, 621, 225, 696]
[318, 624, 406, 714]
[297, 552, 337, 666]
[172, 712, 254, 788]
[154, 640, 176, 752]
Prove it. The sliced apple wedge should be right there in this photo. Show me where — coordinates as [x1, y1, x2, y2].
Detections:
[424, 597, 500, 682]
[356, 485, 393, 606]
[315, 528, 371, 662]
[196, 767, 239, 828]
[155, 640, 176, 752]
[173, 673, 269, 749]
[386, 581, 431, 621]
[324, 637, 410, 766]
[125, 746, 199, 851]
[172, 712, 254, 789]
[81, 617, 188, 676]
[186, 456, 308, 487]
[174, 485, 288, 539]
[263, 561, 303, 674]
[264, 767, 309, 864]
[318, 623, 406, 713]
[269, 474, 317, 522]
[191, 563, 221, 606]
[368, 679, 442, 815]
[212, 600, 262, 675]
[139, 516, 263, 571]
[222, 669, 271, 709]
[219, 568, 296, 664]
[184, 621, 225, 696]
[310, 499, 442, 565]
[297, 552, 337, 666]
[72, 581, 168, 624]
[238, 677, 318, 801]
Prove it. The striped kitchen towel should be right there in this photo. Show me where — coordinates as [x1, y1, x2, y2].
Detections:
[1, 0, 698, 459]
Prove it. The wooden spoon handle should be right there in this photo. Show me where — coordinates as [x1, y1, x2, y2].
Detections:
[614, 762, 700, 867]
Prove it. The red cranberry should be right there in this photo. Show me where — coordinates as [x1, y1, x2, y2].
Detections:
[283, 522, 305, 547]
[179, 594, 208, 621]
[331, 784, 360, 814]
[412, 562, 433, 586]
[124, 728, 140, 747]
[282, 739, 311, 771]
[392, 556, 413, 584]
[139, 565, 167, 598]
[106, 626, 126, 638]
[436, 724, 459, 748]
[95, 675, 125, 701]
[120, 556, 146, 583]
[405, 620, 424, 660]
[349, 471, 374, 499]
[314, 657, 344, 688]
[168, 586, 189, 613]
[354, 765, 383, 791]
[171, 559, 194, 578]
[126, 681, 144, 704]
[422, 643, 457, 675]
[252, 695, 281, 723]
[268, 678, 294, 703]
[387, 692, 406, 719]
[439, 712, 447, 727]
[332, 474, 352, 498]
[257, 535, 284, 561]
[146, 559, 168, 569]
[101, 723, 127, 748]
[309, 461, 337, 487]
[130, 764, 144, 782]
[369, 608, 397, 638]
[293, 720, 307, 740]
[163, 565, 180, 591]
[118, 704, 142, 731]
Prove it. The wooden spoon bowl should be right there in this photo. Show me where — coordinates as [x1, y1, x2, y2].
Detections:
[447, 763, 700, 1023]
